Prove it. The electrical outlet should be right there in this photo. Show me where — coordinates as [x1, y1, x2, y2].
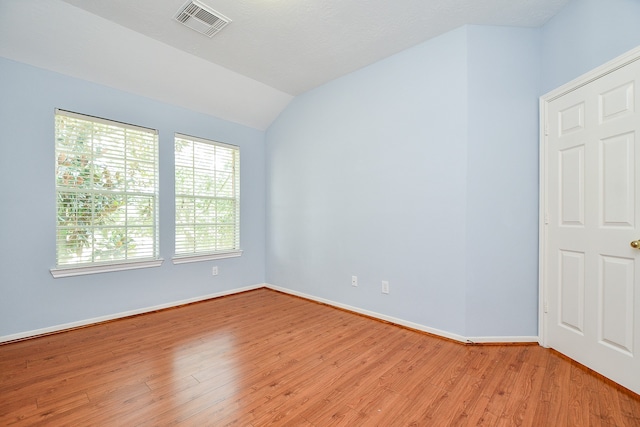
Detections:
[351, 276, 358, 287]
[212, 266, 219, 276]
[382, 280, 389, 294]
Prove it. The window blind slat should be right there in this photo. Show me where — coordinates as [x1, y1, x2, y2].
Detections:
[55, 111, 159, 269]
[174, 134, 240, 257]
[56, 109, 158, 135]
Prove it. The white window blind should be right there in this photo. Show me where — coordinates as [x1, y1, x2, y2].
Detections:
[174, 133, 240, 260]
[54, 109, 160, 273]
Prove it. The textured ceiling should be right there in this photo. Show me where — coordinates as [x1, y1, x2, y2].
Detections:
[60, 0, 570, 96]
[0, 0, 571, 130]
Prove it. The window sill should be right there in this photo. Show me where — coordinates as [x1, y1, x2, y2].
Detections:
[172, 250, 243, 265]
[50, 259, 164, 278]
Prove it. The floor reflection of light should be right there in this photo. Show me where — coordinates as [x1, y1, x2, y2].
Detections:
[145, 331, 240, 423]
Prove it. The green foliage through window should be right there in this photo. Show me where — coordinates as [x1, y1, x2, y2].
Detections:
[174, 134, 240, 256]
[55, 110, 159, 267]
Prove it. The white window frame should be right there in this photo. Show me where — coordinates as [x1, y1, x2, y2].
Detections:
[173, 133, 242, 264]
[51, 109, 162, 278]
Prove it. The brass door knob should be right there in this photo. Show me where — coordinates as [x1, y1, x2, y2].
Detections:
[631, 240, 640, 249]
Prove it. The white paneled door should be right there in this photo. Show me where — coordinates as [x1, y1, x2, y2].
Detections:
[542, 49, 640, 395]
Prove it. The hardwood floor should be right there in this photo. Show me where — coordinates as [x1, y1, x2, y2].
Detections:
[1, 288, 639, 426]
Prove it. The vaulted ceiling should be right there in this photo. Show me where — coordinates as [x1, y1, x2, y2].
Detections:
[0, 0, 570, 130]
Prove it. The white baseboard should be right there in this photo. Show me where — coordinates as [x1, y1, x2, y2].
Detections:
[1, 283, 539, 345]
[265, 284, 539, 345]
[465, 336, 540, 344]
[0, 283, 264, 344]
[265, 284, 468, 343]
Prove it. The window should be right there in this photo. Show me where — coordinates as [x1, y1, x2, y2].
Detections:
[174, 133, 241, 263]
[52, 110, 161, 277]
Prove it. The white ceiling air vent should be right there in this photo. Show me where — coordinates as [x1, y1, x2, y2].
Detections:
[174, 0, 231, 38]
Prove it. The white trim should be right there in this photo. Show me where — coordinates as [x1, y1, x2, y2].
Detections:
[50, 259, 164, 278]
[539, 95, 548, 348]
[172, 250, 243, 264]
[466, 336, 539, 344]
[538, 45, 640, 348]
[266, 284, 538, 344]
[175, 132, 238, 150]
[56, 108, 159, 134]
[1, 282, 540, 345]
[0, 283, 264, 344]
[542, 45, 640, 102]
[266, 284, 470, 344]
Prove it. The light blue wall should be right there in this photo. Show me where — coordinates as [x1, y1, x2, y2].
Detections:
[266, 25, 542, 338]
[0, 58, 266, 337]
[465, 26, 541, 336]
[266, 0, 640, 339]
[266, 28, 470, 335]
[4, 0, 640, 341]
[541, 0, 640, 93]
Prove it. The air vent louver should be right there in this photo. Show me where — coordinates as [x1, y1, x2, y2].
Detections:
[175, 0, 231, 38]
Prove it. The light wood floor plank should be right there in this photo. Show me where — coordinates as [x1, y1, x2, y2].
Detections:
[1, 288, 639, 426]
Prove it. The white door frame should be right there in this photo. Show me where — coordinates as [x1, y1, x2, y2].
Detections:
[539, 45, 640, 348]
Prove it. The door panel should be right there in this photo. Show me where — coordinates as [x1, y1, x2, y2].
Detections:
[559, 250, 585, 333]
[559, 144, 585, 225]
[600, 255, 634, 355]
[600, 82, 634, 122]
[545, 56, 640, 394]
[601, 132, 634, 226]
